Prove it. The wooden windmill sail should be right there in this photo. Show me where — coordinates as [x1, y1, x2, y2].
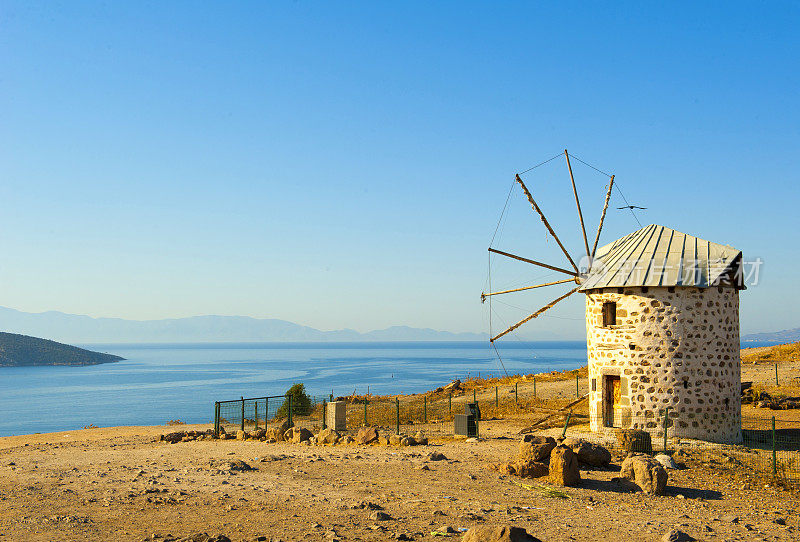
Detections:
[482, 149, 615, 343]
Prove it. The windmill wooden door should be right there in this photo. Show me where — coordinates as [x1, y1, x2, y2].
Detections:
[604, 375, 621, 427]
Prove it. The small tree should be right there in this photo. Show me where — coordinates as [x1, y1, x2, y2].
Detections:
[276, 383, 312, 419]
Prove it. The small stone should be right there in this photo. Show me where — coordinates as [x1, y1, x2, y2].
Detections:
[428, 451, 447, 461]
[720, 514, 739, 524]
[370, 511, 392, 521]
[774, 517, 786, 525]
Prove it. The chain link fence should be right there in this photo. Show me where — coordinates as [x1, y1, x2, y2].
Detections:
[211, 374, 800, 488]
[214, 393, 331, 435]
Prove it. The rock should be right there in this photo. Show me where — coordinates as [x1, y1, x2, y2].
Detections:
[720, 514, 739, 524]
[268, 421, 290, 442]
[356, 426, 380, 445]
[414, 431, 425, 442]
[562, 438, 611, 467]
[181, 534, 232, 542]
[615, 429, 653, 453]
[428, 451, 447, 461]
[548, 445, 580, 486]
[236, 430, 247, 441]
[162, 432, 186, 444]
[400, 436, 417, 446]
[461, 525, 543, 542]
[389, 434, 403, 446]
[369, 511, 392, 521]
[378, 436, 390, 445]
[518, 436, 556, 463]
[443, 379, 462, 392]
[620, 454, 667, 495]
[513, 460, 549, 479]
[317, 428, 340, 445]
[213, 459, 253, 472]
[340, 435, 356, 445]
[654, 454, 678, 470]
[661, 529, 696, 542]
[288, 427, 312, 443]
[774, 517, 786, 525]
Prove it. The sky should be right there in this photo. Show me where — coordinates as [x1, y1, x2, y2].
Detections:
[0, 2, 798, 340]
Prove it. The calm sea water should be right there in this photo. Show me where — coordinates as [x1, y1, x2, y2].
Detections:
[0, 340, 782, 437]
[0, 341, 589, 436]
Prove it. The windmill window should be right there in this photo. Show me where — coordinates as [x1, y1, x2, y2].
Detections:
[602, 302, 617, 327]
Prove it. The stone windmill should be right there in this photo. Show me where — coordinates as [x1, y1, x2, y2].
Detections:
[482, 151, 744, 444]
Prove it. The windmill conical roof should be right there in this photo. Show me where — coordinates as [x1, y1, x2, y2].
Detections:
[579, 224, 742, 291]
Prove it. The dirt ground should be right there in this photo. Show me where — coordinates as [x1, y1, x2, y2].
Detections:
[2, 357, 800, 542]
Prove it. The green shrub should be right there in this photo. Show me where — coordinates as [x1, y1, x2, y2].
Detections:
[276, 383, 312, 419]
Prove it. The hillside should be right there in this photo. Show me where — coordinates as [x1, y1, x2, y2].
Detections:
[0, 332, 124, 367]
[741, 340, 800, 364]
[741, 327, 800, 343]
[0, 306, 486, 343]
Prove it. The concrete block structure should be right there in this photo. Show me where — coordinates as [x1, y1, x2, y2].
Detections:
[580, 224, 744, 444]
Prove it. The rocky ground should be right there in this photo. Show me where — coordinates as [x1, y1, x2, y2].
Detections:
[2, 352, 799, 542]
[1, 418, 799, 542]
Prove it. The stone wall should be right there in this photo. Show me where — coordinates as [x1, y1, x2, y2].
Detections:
[585, 286, 741, 444]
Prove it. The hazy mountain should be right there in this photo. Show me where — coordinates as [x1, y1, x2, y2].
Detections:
[741, 327, 800, 344]
[0, 306, 485, 344]
[0, 332, 123, 367]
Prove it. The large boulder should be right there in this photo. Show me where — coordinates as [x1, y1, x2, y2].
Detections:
[288, 427, 313, 444]
[356, 426, 379, 445]
[518, 436, 556, 463]
[462, 525, 543, 542]
[562, 438, 611, 467]
[513, 460, 549, 479]
[615, 429, 653, 454]
[316, 428, 340, 445]
[548, 445, 580, 486]
[621, 453, 668, 495]
[267, 420, 290, 442]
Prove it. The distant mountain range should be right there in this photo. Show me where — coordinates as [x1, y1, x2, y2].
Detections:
[0, 306, 486, 344]
[0, 332, 123, 367]
[741, 327, 800, 344]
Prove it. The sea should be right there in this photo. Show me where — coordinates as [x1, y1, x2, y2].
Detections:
[0, 340, 782, 437]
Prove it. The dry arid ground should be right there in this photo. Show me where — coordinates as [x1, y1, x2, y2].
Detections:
[2, 345, 800, 542]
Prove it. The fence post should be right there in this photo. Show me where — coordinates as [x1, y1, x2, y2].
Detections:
[424, 396, 428, 424]
[287, 394, 293, 428]
[772, 415, 777, 476]
[449, 393, 452, 415]
[322, 400, 327, 430]
[396, 398, 400, 434]
[533, 375, 537, 397]
[214, 402, 220, 437]
[561, 411, 572, 438]
[495, 386, 499, 409]
[515, 382, 518, 406]
[255, 401, 259, 430]
[576, 371, 580, 398]
[775, 364, 779, 386]
[662, 407, 670, 453]
[473, 389, 476, 403]
[240, 397, 245, 432]
[364, 398, 368, 426]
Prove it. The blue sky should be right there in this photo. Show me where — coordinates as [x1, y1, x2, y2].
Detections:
[0, 2, 798, 339]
